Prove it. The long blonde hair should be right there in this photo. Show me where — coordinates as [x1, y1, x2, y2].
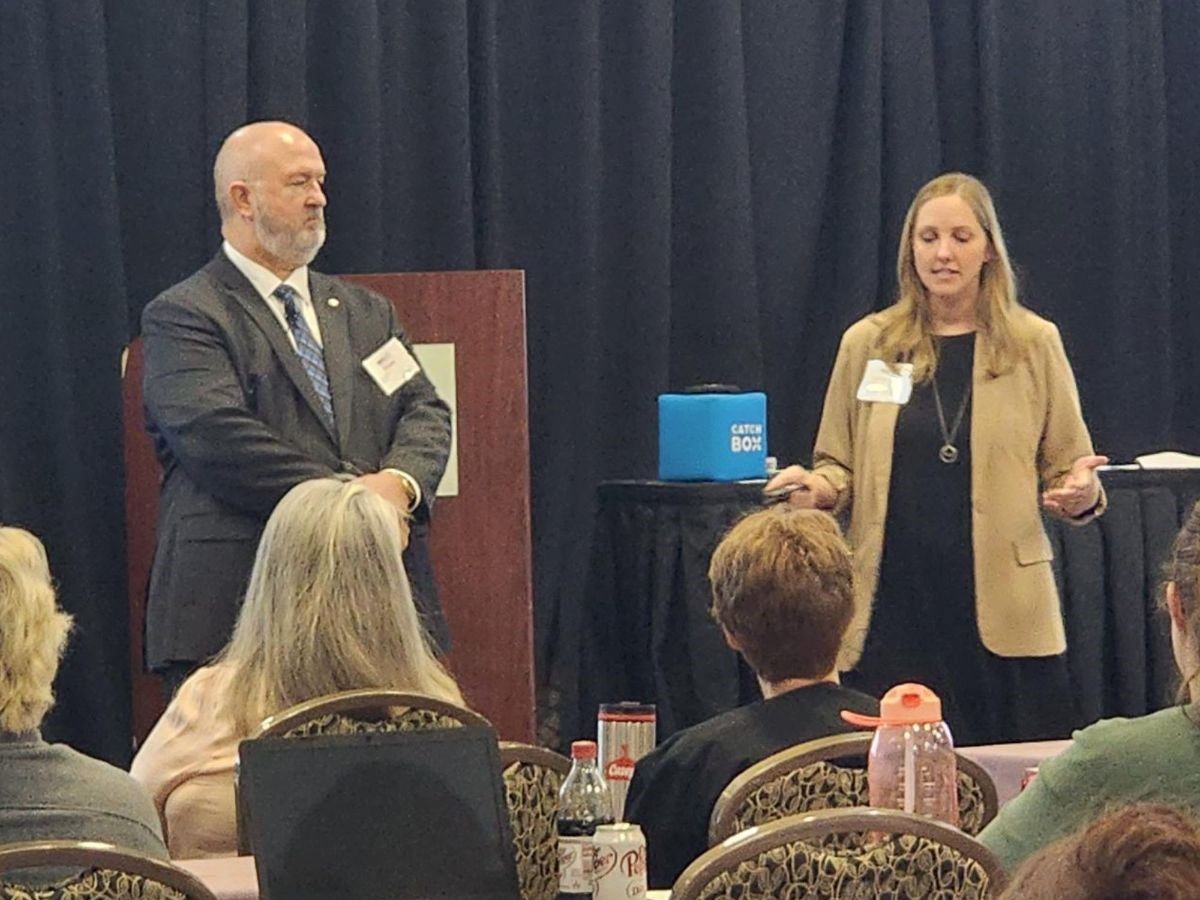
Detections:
[0, 527, 73, 733]
[219, 479, 463, 734]
[876, 172, 1032, 382]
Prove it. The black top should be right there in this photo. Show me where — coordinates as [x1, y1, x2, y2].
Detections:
[852, 335, 984, 737]
[886, 331, 974, 558]
[624, 682, 878, 888]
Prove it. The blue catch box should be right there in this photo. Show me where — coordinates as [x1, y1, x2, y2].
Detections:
[658, 391, 768, 481]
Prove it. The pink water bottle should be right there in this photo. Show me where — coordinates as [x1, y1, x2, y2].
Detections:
[842, 683, 959, 827]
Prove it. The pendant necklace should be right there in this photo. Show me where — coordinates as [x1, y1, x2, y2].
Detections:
[931, 371, 971, 464]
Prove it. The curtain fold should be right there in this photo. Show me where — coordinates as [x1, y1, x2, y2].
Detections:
[1, 0, 132, 762]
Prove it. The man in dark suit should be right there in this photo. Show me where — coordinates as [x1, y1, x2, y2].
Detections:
[141, 121, 452, 694]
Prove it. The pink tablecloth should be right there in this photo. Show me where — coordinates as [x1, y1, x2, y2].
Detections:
[177, 855, 258, 900]
[959, 738, 1072, 806]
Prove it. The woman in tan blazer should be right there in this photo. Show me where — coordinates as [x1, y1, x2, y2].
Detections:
[765, 172, 1105, 744]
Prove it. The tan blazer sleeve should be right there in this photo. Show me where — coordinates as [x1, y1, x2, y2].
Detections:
[811, 331, 860, 514]
[1036, 322, 1106, 524]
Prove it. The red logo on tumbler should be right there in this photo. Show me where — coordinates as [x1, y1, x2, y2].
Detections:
[605, 742, 636, 782]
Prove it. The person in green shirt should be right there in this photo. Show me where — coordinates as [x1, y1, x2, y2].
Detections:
[979, 499, 1200, 871]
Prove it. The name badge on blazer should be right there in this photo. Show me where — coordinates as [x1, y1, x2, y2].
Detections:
[362, 337, 420, 396]
[856, 359, 913, 405]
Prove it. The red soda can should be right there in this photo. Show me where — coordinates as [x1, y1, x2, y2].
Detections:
[592, 823, 647, 900]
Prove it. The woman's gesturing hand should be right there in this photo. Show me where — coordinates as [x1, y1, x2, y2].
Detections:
[763, 465, 838, 511]
[1042, 454, 1108, 518]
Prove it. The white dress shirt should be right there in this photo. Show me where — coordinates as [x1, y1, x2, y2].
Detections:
[222, 241, 322, 349]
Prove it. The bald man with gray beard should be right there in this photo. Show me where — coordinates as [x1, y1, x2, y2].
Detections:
[141, 122, 452, 694]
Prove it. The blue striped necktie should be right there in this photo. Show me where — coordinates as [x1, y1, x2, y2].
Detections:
[273, 284, 334, 428]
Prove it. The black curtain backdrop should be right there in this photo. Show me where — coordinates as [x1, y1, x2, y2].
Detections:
[3, 1, 1199, 761]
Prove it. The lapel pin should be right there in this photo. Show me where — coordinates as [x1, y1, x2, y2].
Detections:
[327, 297, 340, 308]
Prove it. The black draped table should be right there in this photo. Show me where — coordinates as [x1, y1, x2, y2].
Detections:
[576, 470, 1200, 743]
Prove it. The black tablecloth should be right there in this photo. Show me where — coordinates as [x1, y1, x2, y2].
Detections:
[575, 470, 1200, 743]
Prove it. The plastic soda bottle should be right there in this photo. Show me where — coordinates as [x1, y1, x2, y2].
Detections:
[557, 740, 615, 899]
[842, 682, 959, 827]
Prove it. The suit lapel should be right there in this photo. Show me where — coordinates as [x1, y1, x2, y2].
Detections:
[969, 332, 1000, 495]
[206, 253, 337, 443]
[310, 271, 355, 452]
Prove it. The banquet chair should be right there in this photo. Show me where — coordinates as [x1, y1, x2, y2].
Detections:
[254, 688, 492, 737]
[235, 689, 493, 853]
[0, 840, 217, 900]
[708, 731, 999, 843]
[498, 742, 571, 900]
[676, 808, 1007, 900]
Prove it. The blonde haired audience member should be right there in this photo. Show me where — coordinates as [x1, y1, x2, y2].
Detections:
[624, 507, 877, 889]
[0, 527, 165, 865]
[999, 804, 1200, 900]
[980, 499, 1200, 870]
[131, 479, 465, 857]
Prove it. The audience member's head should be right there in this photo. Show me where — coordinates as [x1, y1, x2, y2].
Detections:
[1000, 803, 1200, 900]
[1163, 500, 1200, 704]
[219, 478, 461, 733]
[0, 527, 72, 734]
[708, 507, 853, 684]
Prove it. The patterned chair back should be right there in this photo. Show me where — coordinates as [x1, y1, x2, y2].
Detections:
[677, 808, 1008, 900]
[498, 742, 571, 900]
[708, 732, 999, 844]
[254, 689, 492, 738]
[0, 841, 216, 900]
[235, 689, 493, 853]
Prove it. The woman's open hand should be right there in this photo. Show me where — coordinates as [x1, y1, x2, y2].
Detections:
[1041, 454, 1107, 518]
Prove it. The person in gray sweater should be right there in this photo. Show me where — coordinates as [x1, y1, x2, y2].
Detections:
[0, 527, 165, 872]
[979, 500, 1200, 871]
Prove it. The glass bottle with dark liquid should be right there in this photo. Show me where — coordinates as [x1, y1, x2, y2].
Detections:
[557, 740, 615, 899]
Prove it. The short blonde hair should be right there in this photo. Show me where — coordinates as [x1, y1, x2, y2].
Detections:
[0, 527, 73, 733]
[709, 508, 853, 682]
[219, 479, 464, 734]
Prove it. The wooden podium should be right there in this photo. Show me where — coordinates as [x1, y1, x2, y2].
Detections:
[123, 270, 534, 742]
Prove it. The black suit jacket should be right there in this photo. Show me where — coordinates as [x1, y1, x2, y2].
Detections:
[141, 251, 452, 668]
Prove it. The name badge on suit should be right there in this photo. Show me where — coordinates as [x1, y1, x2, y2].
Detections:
[856, 359, 914, 405]
[363, 337, 420, 396]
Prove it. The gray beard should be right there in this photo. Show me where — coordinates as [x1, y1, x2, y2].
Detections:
[254, 211, 326, 269]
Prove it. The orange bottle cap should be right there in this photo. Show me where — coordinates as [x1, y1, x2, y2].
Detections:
[570, 740, 598, 759]
[841, 682, 944, 728]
